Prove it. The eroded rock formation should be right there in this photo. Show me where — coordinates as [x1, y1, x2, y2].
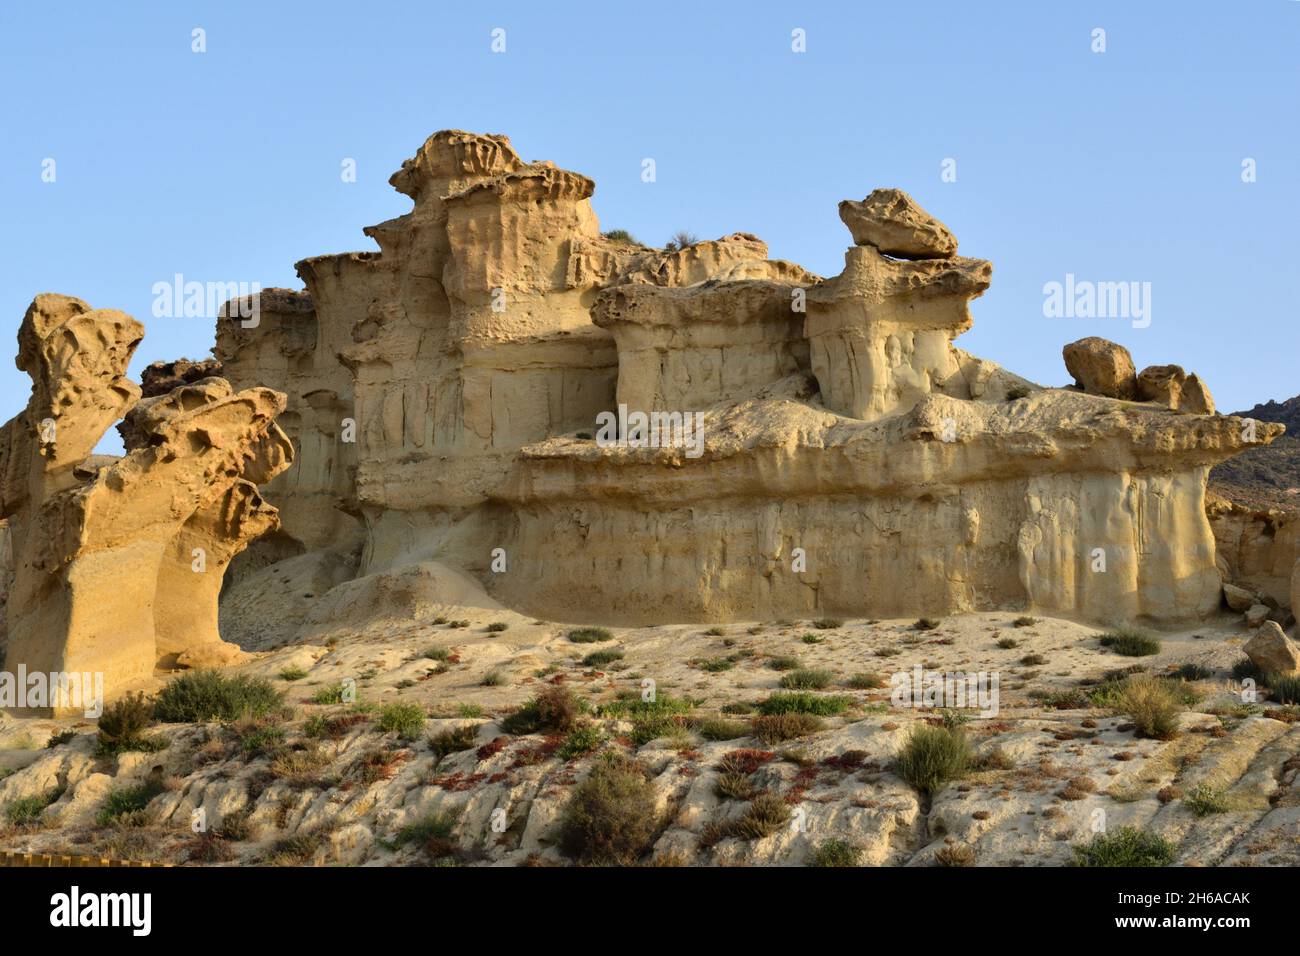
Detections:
[213, 130, 1284, 631]
[0, 295, 291, 712]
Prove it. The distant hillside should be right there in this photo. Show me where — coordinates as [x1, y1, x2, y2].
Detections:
[1209, 394, 1299, 511]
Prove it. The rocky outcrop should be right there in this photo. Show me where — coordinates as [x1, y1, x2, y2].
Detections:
[207, 130, 1281, 631]
[1137, 364, 1215, 415]
[1244, 620, 1300, 675]
[1206, 494, 1298, 612]
[0, 295, 291, 712]
[838, 189, 957, 259]
[1062, 337, 1137, 399]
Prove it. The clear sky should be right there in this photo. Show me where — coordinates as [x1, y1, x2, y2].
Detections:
[2, 1, 1297, 455]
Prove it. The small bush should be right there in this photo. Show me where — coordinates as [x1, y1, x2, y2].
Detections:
[696, 717, 749, 741]
[1073, 827, 1175, 867]
[46, 729, 77, 748]
[480, 672, 505, 687]
[1012, 616, 1037, 627]
[5, 787, 63, 826]
[767, 656, 800, 671]
[378, 702, 426, 739]
[96, 779, 165, 827]
[779, 668, 833, 690]
[996, 637, 1020, 650]
[696, 657, 734, 673]
[486, 622, 509, 633]
[557, 723, 606, 760]
[568, 627, 614, 644]
[896, 725, 970, 795]
[96, 692, 157, 754]
[1183, 784, 1230, 817]
[809, 838, 863, 867]
[800, 634, 824, 645]
[913, 618, 941, 631]
[1004, 385, 1031, 401]
[758, 692, 849, 716]
[154, 671, 283, 723]
[1172, 663, 1213, 682]
[393, 810, 460, 859]
[1099, 629, 1161, 657]
[1020, 653, 1047, 666]
[811, 618, 843, 630]
[278, 666, 308, 681]
[602, 228, 640, 245]
[422, 646, 451, 662]
[1267, 672, 1300, 704]
[935, 843, 976, 866]
[714, 771, 755, 800]
[502, 685, 581, 735]
[731, 793, 791, 840]
[582, 649, 624, 667]
[846, 673, 885, 689]
[704, 626, 725, 636]
[663, 230, 699, 252]
[448, 620, 470, 629]
[750, 712, 824, 743]
[559, 755, 659, 864]
[429, 723, 479, 759]
[1115, 675, 1184, 740]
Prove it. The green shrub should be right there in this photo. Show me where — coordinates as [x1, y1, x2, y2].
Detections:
[5, 787, 63, 826]
[279, 666, 308, 681]
[582, 649, 624, 667]
[697, 657, 734, 673]
[559, 755, 659, 864]
[996, 637, 1020, 649]
[154, 671, 283, 723]
[1099, 629, 1161, 657]
[568, 627, 614, 644]
[1012, 616, 1037, 627]
[895, 725, 971, 795]
[750, 712, 824, 743]
[767, 655, 800, 671]
[46, 729, 77, 748]
[731, 793, 791, 839]
[422, 646, 451, 662]
[846, 673, 885, 689]
[557, 723, 606, 760]
[1020, 653, 1047, 666]
[1004, 385, 1031, 401]
[602, 228, 640, 245]
[696, 717, 749, 741]
[502, 685, 582, 735]
[378, 702, 426, 739]
[1267, 672, 1300, 704]
[810, 838, 863, 867]
[913, 618, 941, 631]
[96, 779, 165, 827]
[1182, 784, 1230, 817]
[779, 668, 833, 690]
[1172, 663, 1213, 682]
[480, 672, 505, 687]
[811, 618, 843, 630]
[1073, 827, 1175, 867]
[96, 692, 164, 754]
[800, 634, 824, 644]
[486, 622, 509, 633]
[1114, 674, 1184, 740]
[429, 723, 479, 759]
[704, 626, 725, 636]
[393, 810, 460, 859]
[758, 692, 849, 716]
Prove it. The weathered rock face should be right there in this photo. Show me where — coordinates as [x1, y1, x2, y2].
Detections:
[212, 131, 1281, 631]
[1206, 494, 1298, 611]
[1063, 337, 1138, 399]
[1137, 364, 1215, 415]
[838, 189, 957, 259]
[0, 296, 291, 712]
[1244, 620, 1300, 675]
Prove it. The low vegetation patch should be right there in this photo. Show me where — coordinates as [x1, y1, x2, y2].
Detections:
[429, 723, 479, 759]
[154, 671, 283, 722]
[96, 692, 166, 755]
[895, 724, 970, 795]
[779, 668, 833, 690]
[810, 838, 863, 867]
[378, 702, 426, 739]
[1182, 784, 1230, 817]
[568, 627, 614, 644]
[1073, 826, 1175, 867]
[558, 754, 659, 864]
[1111, 674, 1185, 740]
[582, 649, 624, 667]
[750, 712, 824, 743]
[5, 787, 64, 827]
[96, 779, 165, 827]
[758, 691, 849, 716]
[502, 685, 583, 735]
[1099, 629, 1161, 657]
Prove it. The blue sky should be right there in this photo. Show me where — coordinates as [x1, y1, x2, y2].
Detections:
[2, 1, 1297, 454]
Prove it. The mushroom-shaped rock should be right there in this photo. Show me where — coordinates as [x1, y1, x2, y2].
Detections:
[1062, 337, 1138, 399]
[838, 189, 957, 259]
